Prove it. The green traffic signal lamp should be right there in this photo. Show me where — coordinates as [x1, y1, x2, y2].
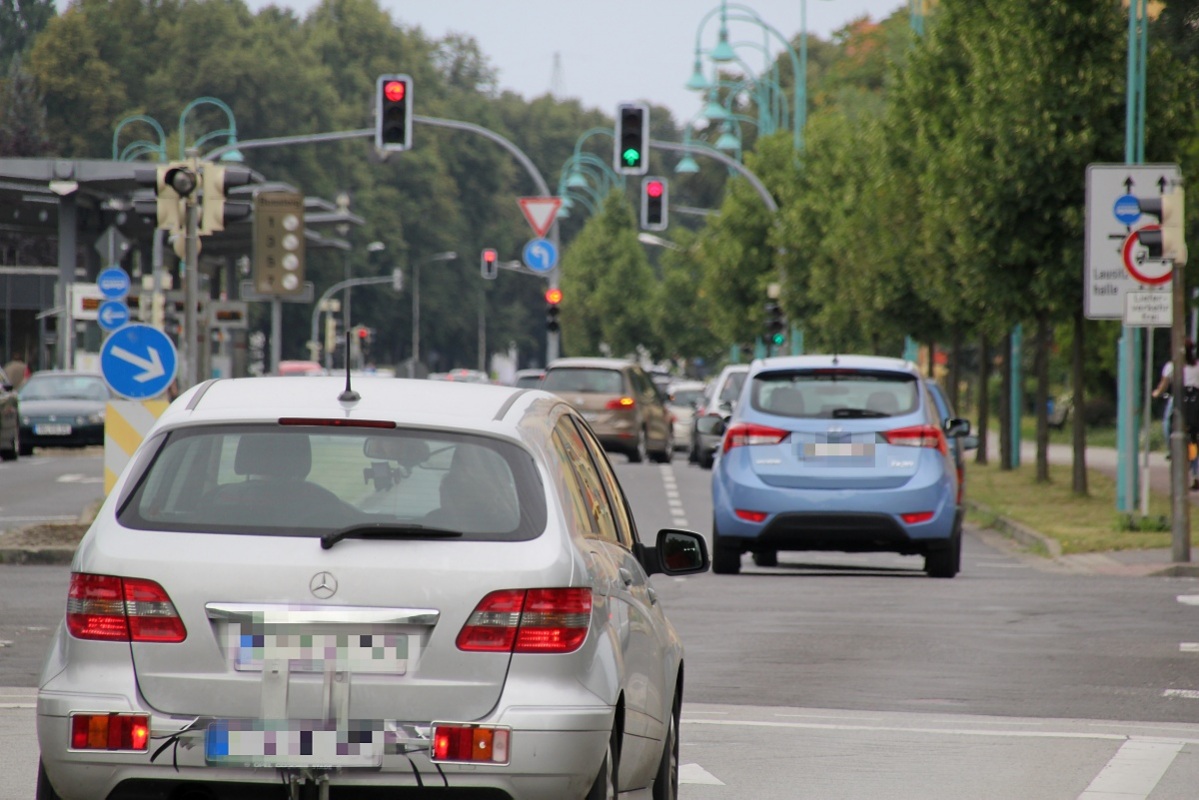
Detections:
[771, 332, 785, 346]
[615, 103, 649, 176]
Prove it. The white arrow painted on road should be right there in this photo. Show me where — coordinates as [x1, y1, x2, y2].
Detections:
[111, 345, 165, 383]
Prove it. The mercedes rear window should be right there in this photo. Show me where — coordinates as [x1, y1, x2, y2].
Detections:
[117, 424, 546, 541]
[750, 369, 920, 419]
[542, 368, 624, 394]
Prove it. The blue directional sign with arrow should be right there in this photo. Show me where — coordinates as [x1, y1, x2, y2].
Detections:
[100, 323, 177, 399]
[97, 300, 130, 332]
[522, 238, 558, 273]
[97, 266, 131, 299]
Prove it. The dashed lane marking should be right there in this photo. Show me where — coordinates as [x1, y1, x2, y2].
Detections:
[679, 763, 725, 785]
[1162, 689, 1199, 699]
[659, 464, 689, 528]
[1177, 595, 1199, 606]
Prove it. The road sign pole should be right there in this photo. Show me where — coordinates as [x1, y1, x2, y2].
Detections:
[1170, 202, 1191, 562]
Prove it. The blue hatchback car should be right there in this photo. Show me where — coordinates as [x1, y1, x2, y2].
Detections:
[710, 354, 970, 578]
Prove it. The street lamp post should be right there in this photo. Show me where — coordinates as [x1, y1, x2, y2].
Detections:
[410, 251, 458, 378]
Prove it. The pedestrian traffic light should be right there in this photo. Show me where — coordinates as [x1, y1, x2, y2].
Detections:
[252, 191, 306, 296]
[765, 302, 785, 347]
[481, 248, 498, 280]
[376, 74, 413, 152]
[545, 287, 562, 333]
[614, 103, 649, 175]
[1138, 188, 1188, 265]
[641, 177, 668, 231]
[198, 163, 253, 236]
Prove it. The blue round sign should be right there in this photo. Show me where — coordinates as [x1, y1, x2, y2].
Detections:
[522, 238, 558, 273]
[1113, 194, 1141, 226]
[97, 300, 130, 332]
[97, 266, 131, 299]
[100, 324, 177, 400]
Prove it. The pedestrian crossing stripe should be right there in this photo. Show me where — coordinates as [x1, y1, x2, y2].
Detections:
[104, 400, 169, 494]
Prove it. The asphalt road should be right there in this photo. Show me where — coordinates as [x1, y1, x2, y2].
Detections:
[5, 449, 1199, 798]
[0, 447, 104, 533]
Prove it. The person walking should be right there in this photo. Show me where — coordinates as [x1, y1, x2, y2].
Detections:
[1152, 338, 1199, 489]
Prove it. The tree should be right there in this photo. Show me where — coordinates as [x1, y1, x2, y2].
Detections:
[0, 55, 49, 156]
[0, 0, 55, 74]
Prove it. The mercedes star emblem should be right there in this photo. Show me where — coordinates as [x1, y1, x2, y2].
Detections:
[309, 571, 338, 599]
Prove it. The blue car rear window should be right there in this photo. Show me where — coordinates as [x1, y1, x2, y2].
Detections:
[750, 370, 919, 419]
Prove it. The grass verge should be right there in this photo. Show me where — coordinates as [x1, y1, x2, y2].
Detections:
[964, 459, 1189, 554]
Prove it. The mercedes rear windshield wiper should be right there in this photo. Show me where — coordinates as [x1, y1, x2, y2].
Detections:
[320, 523, 464, 550]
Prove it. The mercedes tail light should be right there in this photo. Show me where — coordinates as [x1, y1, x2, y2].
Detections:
[67, 573, 187, 643]
[457, 588, 591, 654]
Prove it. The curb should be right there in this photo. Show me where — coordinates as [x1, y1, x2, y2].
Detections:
[0, 499, 101, 566]
[967, 500, 1199, 578]
[966, 500, 1061, 558]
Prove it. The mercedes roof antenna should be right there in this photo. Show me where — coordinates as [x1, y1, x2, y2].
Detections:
[338, 331, 360, 403]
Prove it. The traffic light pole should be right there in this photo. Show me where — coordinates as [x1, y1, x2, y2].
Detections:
[308, 275, 399, 360]
[183, 150, 201, 391]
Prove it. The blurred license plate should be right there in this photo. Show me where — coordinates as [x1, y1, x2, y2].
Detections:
[803, 443, 874, 457]
[232, 628, 408, 674]
[34, 424, 71, 436]
[582, 412, 600, 422]
[206, 719, 382, 767]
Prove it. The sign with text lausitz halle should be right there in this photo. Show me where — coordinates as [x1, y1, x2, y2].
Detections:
[518, 197, 561, 239]
[1085, 163, 1181, 319]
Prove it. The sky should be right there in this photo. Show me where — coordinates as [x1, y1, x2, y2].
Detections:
[241, 1, 909, 123]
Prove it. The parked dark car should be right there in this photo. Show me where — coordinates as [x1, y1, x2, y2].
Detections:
[0, 365, 19, 461]
[18, 372, 114, 454]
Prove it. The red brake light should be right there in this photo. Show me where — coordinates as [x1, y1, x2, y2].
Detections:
[457, 588, 591, 654]
[431, 724, 510, 763]
[67, 573, 186, 643]
[604, 397, 636, 410]
[722, 423, 789, 453]
[883, 425, 948, 456]
[735, 509, 768, 523]
[901, 511, 935, 524]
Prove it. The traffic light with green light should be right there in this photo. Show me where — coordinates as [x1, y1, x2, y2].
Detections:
[615, 103, 649, 175]
[765, 302, 786, 347]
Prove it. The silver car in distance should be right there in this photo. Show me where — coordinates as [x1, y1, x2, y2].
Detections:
[36, 376, 709, 800]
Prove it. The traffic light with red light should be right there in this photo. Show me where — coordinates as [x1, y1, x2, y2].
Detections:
[641, 177, 668, 231]
[615, 103, 649, 175]
[481, 248, 498, 280]
[545, 287, 562, 333]
[376, 74, 413, 152]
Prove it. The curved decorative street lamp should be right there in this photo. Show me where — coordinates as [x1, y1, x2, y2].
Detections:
[179, 97, 244, 162]
[112, 115, 168, 162]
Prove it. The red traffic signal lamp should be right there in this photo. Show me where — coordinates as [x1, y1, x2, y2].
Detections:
[481, 248, 498, 280]
[376, 74, 413, 152]
[641, 176, 668, 231]
[545, 287, 562, 333]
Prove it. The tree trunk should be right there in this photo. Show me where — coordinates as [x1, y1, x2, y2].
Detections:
[949, 325, 963, 411]
[1071, 307, 1088, 495]
[1000, 330, 1013, 470]
[976, 335, 990, 465]
[927, 341, 937, 378]
[1034, 312, 1050, 483]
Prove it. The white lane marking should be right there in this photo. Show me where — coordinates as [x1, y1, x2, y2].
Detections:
[0, 515, 78, 523]
[1162, 689, 1199, 699]
[683, 717, 1199, 744]
[679, 763, 725, 785]
[1076, 739, 1183, 800]
[56, 474, 103, 484]
[660, 465, 689, 527]
[1181, 643, 1199, 653]
[1177, 595, 1199, 606]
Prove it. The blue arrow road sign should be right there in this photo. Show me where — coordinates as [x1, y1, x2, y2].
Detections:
[1114, 194, 1141, 226]
[97, 300, 130, 332]
[100, 324, 177, 400]
[97, 266, 131, 299]
[523, 238, 558, 273]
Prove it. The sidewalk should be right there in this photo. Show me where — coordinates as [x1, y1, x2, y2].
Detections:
[980, 434, 1199, 578]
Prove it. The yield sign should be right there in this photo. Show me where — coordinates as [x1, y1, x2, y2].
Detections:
[518, 197, 562, 238]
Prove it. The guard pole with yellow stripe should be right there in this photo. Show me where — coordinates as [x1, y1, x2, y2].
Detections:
[104, 400, 170, 493]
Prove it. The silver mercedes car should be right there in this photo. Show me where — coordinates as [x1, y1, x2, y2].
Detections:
[36, 376, 709, 800]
